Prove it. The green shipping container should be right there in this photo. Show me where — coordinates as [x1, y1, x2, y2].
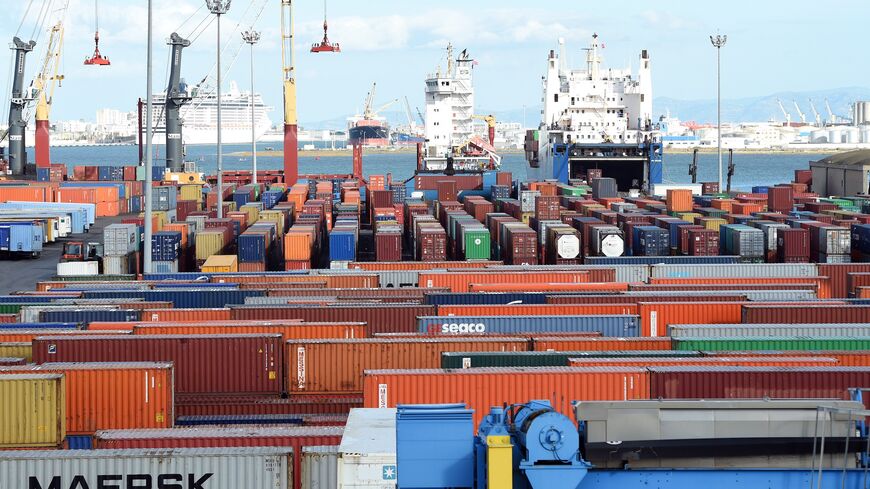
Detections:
[54, 274, 136, 282]
[464, 230, 491, 260]
[441, 350, 703, 368]
[674, 336, 870, 352]
[0, 304, 26, 314]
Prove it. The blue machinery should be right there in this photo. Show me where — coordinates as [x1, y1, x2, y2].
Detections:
[396, 400, 870, 489]
[547, 142, 663, 188]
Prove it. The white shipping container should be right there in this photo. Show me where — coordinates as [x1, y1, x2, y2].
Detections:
[650, 263, 818, 279]
[56, 261, 99, 277]
[103, 223, 139, 256]
[303, 446, 339, 489]
[669, 323, 870, 338]
[339, 408, 396, 489]
[103, 254, 133, 275]
[651, 183, 703, 196]
[819, 227, 851, 255]
[519, 190, 540, 213]
[0, 447, 292, 489]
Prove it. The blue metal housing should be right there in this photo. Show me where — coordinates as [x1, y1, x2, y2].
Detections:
[396, 404, 474, 489]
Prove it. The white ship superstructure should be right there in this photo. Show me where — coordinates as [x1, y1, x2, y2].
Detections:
[527, 34, 662, 190]
[422, 45, 499, 171]
[149, 81, 273, 146]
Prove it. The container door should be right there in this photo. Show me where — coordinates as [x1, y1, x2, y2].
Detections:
[0, 226, 9, 251]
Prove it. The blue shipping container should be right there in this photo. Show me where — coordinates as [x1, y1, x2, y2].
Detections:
[65, 435, 94, 449]
[129, 195, 142, 213]
[584, 255, 740, 265]
[40, 309, 142, 323]
[329, 231, 357, 261]
[237, 233, 270, 263]
[0, 223, 44, 254]
[151, 231, 182, 261]
[417, 315, 640, 336]
[81, 289, 265, 308]
[633, 226, 669, 256]
[424, 292, 550, 306]
[0, 322, 79, 329]
[261, 190, 286, 209]
[36, 168, 51, 182]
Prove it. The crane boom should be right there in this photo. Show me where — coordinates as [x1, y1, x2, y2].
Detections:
[825, 99, 837, 124]
[776, 98, 791, 126]
[792, 100, 806, 124]
[403, 96, 414, 128]
[362, 83, 376, 119]
[808, 99, 822, 127]
[34, 21, 66, 169]
[7, 37, 37, 175]
[164, 33, 192, 172]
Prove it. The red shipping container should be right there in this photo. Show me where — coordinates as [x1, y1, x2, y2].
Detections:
[496, 172, 512, 186]
[419, 270, 593, 292]
[375, 232, 402, 261]
[437, 180, 458, 201]
[742, 304, 870, 324]
[32, 334, 284, 395]
[438, 304, 637, 317]
[688, 228, 719, 256]
[176, 199, 199, 221]
[649, 366, 870, 400]
[174, 394, 361, 417]
[535, 195, 561, 220]
[767, 186, 794, 212]
[364, 367, 649, 428]
[95, 426, 343, 489]
[777, 227, 810, 263]
[847, 273, 870, 297]
[533, 336, 672, 351]
[818, 264, 870, 298]
[678, 225, 703, 255]
[416, 175, 481, 191]
[638, 302, 744, 337]
[417, 228, 448, 261]
[794, 169, 813, 185]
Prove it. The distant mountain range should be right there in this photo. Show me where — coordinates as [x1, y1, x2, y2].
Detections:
[300, 87, 870, 130]
[653, 87, 870, 124]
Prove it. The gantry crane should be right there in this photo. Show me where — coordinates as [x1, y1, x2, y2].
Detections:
[34, 21, 66, 170]
[792, 100, 806, 125]
[808, 99, 822, 127]
[776, 99, 791, 126]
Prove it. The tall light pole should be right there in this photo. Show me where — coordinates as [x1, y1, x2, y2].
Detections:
[144, 0, 153, 273]
[710, 33, 727, 190]
[207, 0, 231, 218]
[242, 29, 260, 185]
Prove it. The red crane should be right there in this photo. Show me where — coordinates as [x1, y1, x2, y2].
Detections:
[310, 0, 340, 53]
[84, 0, 110, 65]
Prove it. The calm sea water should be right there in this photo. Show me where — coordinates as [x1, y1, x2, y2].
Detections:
[49, 143, 830, 191]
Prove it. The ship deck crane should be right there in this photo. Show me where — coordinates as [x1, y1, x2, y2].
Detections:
[825, 98, 838, 124]
[403, 96, 415, 131]
[776, 98, 791, 126]
[310, 0, 339, 53]
[83, 0, 110, 65]
[473, 114, 497, 146]
[792, 99, 806, 125]
[808, 99, 822, 127]
[362, 83, 398, 120]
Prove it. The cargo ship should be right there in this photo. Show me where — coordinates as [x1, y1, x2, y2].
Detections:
[525, 34, 662, 191]
[347, 83, 394, 148]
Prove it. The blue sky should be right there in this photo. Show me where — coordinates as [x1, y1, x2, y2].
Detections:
[2, 0, 867, 125]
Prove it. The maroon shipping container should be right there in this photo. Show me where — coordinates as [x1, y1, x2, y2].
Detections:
[742, 304, 870, 323]
[546, 294, 747, 304]
[701, 182, 720, 194]
[687, 228, 719, 256]
[375, 232, 402, 261]
[369, 190, 394, 211]
[586, 169, 603, 181]
[535, 195, 561, 221]
[848, 273, 870, 298]
[176, 200, 199, 222]
[95, 426, 343, 489]
[767, 186, 794, 212]
[496, 172, 512, 187]
[649, 366, 870, 400]
[437, 180, 458, 202]
[818, 264, 870, 298]
[175, 394, 362, 416]
[794, 169, 813, 185]
[32, 334, 284, 395]
[229, 304, 436, 335]
[418, 228, 447, 261]
[504, 226, 538, 265]
[415, 175, 482, 191]
[804, 202, 838, 213]
[776, 228, 810, 263]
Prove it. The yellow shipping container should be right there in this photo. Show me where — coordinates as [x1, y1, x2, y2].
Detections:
[0, 342, 33, 362]
[703, 217, 726, 231]
[0, 373, 65, 448]
[239, 204, 259, 224]
[180, 184, 204, 203]
[195, 231, 229, 261]
[138, 211, 167, 230]
[201, 255, 238, 273]
[678, 212, 702, 222]
[258, 210, 286, 237]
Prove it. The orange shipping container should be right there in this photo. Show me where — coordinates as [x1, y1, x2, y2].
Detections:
[648, 276, 830, 299]
[419, 271, 592, 292]
[363, 367, 650, 428]
[322, 274, 379, 289]
[638, 302, 745, 337]
[666, 189, 693, 213]
[0, 362, 174, 434]
[96, 201, 120, 217]
[284, 232, 314, 260]
[0, 186, 50, 203]
[0, 329, 131, 343]
[469, 282, 629, 293]
[533, 337, 672, 351]
[133, 322, 365, 342]
[437, 304, 638, 317]
[288, 337, 528, 394]
[347, 261, 502, 271]
[567, 356, 839, 367]
[87, 322, 138, 331]
[140, 308, 232, 322]
[54, 188, 96, 204]
[210, 275, 329, 285]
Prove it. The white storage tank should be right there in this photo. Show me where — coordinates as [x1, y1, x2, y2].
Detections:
[845, 127, 860, 144]
[810, 129, 829, 143]
[861, 127, 870, 143]
[828, 128, 843, 144]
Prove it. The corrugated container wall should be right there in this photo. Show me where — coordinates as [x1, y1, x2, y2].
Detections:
[302, 446, 339, 489]
[0, 373, 65, 448]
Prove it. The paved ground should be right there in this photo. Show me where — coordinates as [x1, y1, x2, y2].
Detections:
[0, 214, 130, 295]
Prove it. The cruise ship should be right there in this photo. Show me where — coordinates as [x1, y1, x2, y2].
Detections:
[148, 81, 273, 146]
[525, 34, 663, 191]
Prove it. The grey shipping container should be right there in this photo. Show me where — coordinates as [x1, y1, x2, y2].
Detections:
[302, 446, 338, 489]
[417, 314, 640, 336]
[103, 253, 135, 275]
[441, 350, 704, 368]
[650, 263, 818, 279]
[591, 178, 618, 199]
[0, 447, 292, 489]
[103, 223, 139, 256]
[669, 323, 870, 338]
[486, 264, 651, 284]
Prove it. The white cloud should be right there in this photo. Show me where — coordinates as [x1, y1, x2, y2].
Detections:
[640, 10, 693, 30]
